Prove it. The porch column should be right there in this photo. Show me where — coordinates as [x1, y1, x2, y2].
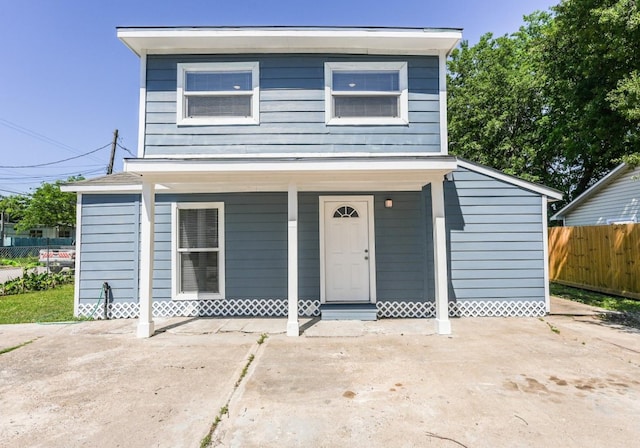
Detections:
[287, 183, 299, 336]
[137, 181, 155, 338]
[431, 178, 452, 335]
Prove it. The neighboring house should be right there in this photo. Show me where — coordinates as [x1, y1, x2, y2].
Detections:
[552, 163, 640, 226]
[1, 222, 75, 246]
[63, 26, 562, 338]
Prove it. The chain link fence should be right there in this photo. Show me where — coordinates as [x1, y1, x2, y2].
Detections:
[0, 245, 71, 262]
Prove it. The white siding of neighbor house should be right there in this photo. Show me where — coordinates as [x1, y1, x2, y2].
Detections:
[565, 166, 640, 226]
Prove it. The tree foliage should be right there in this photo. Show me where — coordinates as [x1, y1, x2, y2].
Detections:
[0, 194, 29, 223]
[15, 177, 82, 232]
[1, 177, 82, 232]
[447, 0, 640, 205]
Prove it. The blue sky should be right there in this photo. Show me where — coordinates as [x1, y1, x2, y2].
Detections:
[0, 0, 558, 195]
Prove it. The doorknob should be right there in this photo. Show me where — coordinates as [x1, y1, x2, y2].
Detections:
[364, 249, 369, 253]
[364, 256, 369, 260]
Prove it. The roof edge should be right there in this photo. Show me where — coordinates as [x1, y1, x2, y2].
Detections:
[456, 158, 563, 201]
[550, 162, 630, 220]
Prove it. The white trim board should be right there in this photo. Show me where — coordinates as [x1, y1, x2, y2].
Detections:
[457, 159, 563, 201]
[117, 27, 462, 57]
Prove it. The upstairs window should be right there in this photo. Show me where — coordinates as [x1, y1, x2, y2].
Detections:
[177, 62, 259, 125]
[325, 62, 408, 125]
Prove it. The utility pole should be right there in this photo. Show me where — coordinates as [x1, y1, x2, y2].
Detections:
[107, 129, 119, 175]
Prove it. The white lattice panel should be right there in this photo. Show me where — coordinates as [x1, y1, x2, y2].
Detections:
[449, 300, 546, 317]
[376, 301, 436, 318]
[77, 299, 544, 319]
[77, 298, 321, 319]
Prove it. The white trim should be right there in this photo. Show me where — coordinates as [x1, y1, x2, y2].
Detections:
[457, 159, 563, 200]
[137, 182, 155, 338]
[73, 193, 82, 317]
[551, 162, 628, 221]
[139, 152, 452, 159]
[171, 201, 225, 301]
[431, 180, 451, 335]
[287, 184, 299, 336]
[137, 52, 147, 158]
[438, 51, 448, 155]
[176, 61, 259, 126]
[324, 61, 408, 126]
[125, 157, 457, 174]
[319, 195, 376, 304]
[542, 195, 551, 313]
[61, 184, 144, 193]
[117, 28, 462, 57]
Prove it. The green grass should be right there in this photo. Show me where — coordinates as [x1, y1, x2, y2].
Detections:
[0, 283, 75, 324]
[0, 257, 40, 268]
[550, 283, 640, 329]
[550, 283, 640, 313]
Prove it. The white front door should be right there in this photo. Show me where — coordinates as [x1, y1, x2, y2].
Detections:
[322, 198, 373, 302]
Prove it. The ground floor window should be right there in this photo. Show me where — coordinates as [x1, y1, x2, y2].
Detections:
[172, 202, 225, 299]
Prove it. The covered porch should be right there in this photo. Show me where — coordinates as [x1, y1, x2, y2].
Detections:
[124, 155, 457, 337]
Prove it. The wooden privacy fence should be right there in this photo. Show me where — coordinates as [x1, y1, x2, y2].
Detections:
[548, 224, 640, 299]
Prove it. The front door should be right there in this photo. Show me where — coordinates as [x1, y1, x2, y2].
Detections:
[322, 197, 373, 302]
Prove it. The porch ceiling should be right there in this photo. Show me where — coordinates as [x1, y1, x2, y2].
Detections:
[123, 156, 457, 192]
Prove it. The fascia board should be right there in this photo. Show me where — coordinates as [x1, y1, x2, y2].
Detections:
[123, 158, 458, 174]
[457, 159, 563, 201]
[117, 28, 462, 57]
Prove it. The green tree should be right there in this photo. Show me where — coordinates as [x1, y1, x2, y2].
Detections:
[542, 0, 640, 198]
[0, 194, 30, 223]
[16, 177, 83, 232]
[447, 12, 553, 184]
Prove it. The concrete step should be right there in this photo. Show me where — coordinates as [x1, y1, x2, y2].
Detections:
[320, 303, 378, 321]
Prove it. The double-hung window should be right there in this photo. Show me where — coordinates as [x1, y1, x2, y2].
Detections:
[325, 61, 408, 125]
[172, 202, 225, 300]
[177, 62, 259, 125]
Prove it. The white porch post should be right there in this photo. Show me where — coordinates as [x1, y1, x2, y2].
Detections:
[431, 178, 451, 335]
[287, 183, 299, 336]
[137, 181, 155, 338]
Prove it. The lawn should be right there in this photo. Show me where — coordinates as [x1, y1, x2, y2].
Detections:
[550, 282, 640, 329]
[0, 283, 75, 324]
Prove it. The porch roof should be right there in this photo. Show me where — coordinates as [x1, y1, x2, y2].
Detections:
[62, 155, 457, 193]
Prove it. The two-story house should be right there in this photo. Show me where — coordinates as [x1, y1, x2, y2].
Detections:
[64, 27, 562, 338]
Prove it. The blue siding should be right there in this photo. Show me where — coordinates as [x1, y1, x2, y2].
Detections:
[145, 54, 440, 156]
[298, 192, 429, 301]
[444, 167, 545, 302]
[77, 172, 546, 310]
[78, 195, 139, 304]
[152, 193, 288, 299]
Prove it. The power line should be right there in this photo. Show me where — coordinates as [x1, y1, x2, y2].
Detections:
[117, 142, 136, 157]
[0, 143, 111, 168]
[0, 117, 106, 164]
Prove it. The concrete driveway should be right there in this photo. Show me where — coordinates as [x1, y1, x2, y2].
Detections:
[1, 309, 638, 447]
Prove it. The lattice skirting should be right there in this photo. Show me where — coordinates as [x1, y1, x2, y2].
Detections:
[78, 298, 545, 319]
[77, 298, 321, 319]
[376, 300, 546, 318]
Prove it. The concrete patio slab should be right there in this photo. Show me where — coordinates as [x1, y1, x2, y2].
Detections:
[550, 295, 610, 316]
[1, 314, 639, 448]
[217, 316, 640, 448]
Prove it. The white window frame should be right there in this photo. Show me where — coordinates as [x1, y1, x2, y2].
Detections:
[324, 61, 408, 126]
[176, 62, 260, 126]
[171, 202, 225, 300]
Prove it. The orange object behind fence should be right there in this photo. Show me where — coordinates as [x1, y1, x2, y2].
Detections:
[548, 224, 640, 299]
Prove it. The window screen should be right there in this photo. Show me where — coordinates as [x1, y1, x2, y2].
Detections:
[334, 96, 399, 118]
[186, 96, 252, 118]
